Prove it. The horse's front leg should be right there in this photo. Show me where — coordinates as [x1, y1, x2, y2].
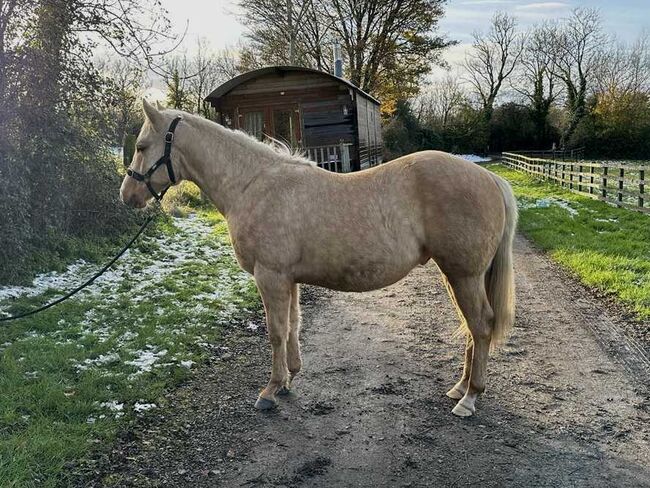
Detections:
[254, 265, 292, 410]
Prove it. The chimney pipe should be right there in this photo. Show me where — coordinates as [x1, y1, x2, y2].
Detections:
[333, 41, 343, 78]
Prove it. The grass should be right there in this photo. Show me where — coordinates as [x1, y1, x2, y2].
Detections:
[488, 163, 650, 320]
[0, 208, 261, 487]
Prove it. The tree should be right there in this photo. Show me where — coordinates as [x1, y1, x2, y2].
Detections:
[416, 73, 466, 127]
[164, 54, 192, 110]
[239, 0, 454, 110]
[0, 0, 177, 281]
[186, 39, 241, 118]
[547, 7, 604, 147]
[464, 12, 523, 123]
[101, 58, 147, 144]
[512, 24, 560, 147]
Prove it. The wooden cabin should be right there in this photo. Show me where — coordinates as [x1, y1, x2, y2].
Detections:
[204, 66, 383, 172]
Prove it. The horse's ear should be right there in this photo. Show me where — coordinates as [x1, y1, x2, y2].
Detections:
[142, 98, 164, 129]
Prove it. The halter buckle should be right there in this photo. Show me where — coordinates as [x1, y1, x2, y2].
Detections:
[165, 132, 174, 143]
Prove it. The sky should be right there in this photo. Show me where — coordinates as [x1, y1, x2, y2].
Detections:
[150, 0, 650, 82]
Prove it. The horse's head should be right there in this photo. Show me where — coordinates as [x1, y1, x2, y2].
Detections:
[120, 99, 185, 208]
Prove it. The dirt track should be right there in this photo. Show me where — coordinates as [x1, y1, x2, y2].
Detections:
[87, 235, 650, 487]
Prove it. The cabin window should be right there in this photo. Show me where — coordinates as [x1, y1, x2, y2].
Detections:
[244, 111, 264, 140]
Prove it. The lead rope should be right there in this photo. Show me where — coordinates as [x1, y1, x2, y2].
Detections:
[0, 210, 158, 323]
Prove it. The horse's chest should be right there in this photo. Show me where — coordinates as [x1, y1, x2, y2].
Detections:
[230, 236, 256, 275]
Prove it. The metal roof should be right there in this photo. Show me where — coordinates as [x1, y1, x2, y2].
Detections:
[204, 65, 380, 106]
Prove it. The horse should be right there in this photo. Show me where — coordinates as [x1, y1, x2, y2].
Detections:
[120, 100, 517, 417]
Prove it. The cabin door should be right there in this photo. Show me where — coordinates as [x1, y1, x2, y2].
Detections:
[271, 106, 301, 147]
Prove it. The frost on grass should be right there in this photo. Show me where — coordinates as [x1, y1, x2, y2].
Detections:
[518, 197, 579, 217]
[0, 214, 240, 312]
[1, 213, 257, 388]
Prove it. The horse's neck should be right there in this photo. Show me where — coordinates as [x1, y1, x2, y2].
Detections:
[180, 121, 274, 216]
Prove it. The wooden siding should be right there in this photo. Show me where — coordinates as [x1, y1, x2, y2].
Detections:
[355, 96, 383, 169]
[302, 100, 355, 147]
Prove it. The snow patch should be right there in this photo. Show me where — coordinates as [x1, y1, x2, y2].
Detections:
[519, 197, 579, 217]
[74, 352, 120, 371]
[125, 347, 168, 375]
[134, 402, 156, 413]
[454, 154, 492, 163]
[99, 401, 124, 412]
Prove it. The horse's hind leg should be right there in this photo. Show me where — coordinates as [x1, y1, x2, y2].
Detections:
[279, 284, 302, 395]
[446, 274, 494, 417]
[253, 266, 292, 410]
[446, 335, 473, 400]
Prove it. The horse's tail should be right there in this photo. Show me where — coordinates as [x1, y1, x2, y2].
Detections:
[486, 174, 518, 349]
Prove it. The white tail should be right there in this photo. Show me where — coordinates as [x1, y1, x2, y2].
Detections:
[486, 174, 518, 349]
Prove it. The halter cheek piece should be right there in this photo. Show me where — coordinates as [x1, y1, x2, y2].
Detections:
[127, 116, 182, 201]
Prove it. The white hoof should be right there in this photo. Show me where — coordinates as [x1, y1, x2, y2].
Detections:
[452, 401, 475, 417]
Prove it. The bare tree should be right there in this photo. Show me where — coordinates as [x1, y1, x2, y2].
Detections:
[417, 73, 466, 127]
[464, 12, 523, 122]
[239, 0, 329, 68]
[594, 33, 650, 99]
[547, 7, 605, 146]
[512, 24, 560, 146]
[187, 39, 241, 117]
[101, 58, 147, 142]
[239, 0, 452, 106]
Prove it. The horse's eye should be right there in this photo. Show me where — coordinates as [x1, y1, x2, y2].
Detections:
[136, 145, 146, 152]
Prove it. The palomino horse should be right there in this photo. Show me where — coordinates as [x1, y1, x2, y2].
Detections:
[120, 100, 517, 417]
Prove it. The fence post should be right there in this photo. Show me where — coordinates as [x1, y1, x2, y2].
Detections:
[578, 164, 582, 192]
[340, 143, 351, 173]
[569, 163, 574, 190]
[602, 165, 608, 201]
[618, 167, 624, 207]
[640, 169, 645, 209]
[589, 165, 594, 195]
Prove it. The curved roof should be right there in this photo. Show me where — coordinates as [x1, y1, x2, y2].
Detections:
[204, 65, 380, 105]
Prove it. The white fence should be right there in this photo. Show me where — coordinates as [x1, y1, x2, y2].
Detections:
[306, 143, 352, 173]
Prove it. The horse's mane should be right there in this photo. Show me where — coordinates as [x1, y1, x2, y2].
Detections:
[167, 109, 315, 167]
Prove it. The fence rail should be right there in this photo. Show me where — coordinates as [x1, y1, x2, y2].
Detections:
[510, 147, 585, 161]
[502, 152, 648, 214]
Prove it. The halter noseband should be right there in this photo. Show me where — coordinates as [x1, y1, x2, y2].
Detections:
[127, 116, 182, 201]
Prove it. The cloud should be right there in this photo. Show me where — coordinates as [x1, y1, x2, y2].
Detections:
[516, 2, 570, 10]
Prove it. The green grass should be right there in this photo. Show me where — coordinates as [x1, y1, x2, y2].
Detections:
[488, 163, 650, 320]
[0, 209, 261, 487]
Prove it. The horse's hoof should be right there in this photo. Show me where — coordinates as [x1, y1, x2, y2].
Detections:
[446, 387, 464, 400]
[451, 401, 475, 417]
[277, 386, 291, 396]
[254, 396, 278, 410]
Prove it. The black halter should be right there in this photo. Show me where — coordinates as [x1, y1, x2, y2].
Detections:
[127, 116, 182, 201]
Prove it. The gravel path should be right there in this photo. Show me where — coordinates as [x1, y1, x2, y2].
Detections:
[86, 235, 650, 487]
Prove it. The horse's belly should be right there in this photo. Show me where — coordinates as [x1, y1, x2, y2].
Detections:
[296, 252, 423, 292]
